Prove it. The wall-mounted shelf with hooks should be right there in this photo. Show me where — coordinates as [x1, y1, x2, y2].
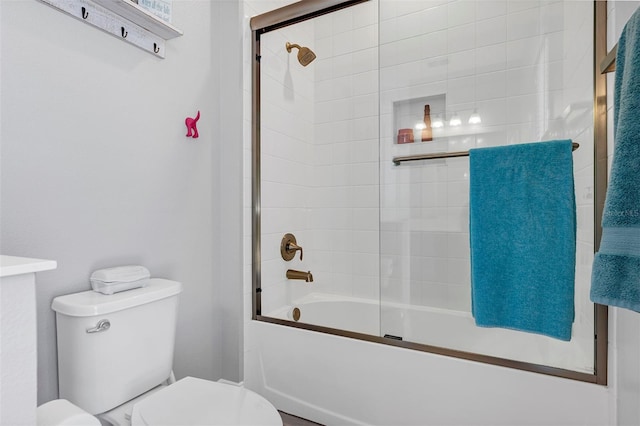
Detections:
[38, 0, 183, 58]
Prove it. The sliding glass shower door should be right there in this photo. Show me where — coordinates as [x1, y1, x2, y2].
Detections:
[253, 0, 605, 381]
[378, 0, 596, 373]
[256, 0, 381, 336]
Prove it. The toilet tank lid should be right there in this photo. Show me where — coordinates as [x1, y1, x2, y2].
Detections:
[52, 278, 182, 317]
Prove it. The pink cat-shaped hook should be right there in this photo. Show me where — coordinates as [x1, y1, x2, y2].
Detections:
[185, 111, 200, 139]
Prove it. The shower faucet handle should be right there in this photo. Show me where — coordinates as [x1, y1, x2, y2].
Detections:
[281, 233, 303, 261]
[287, 241, 303, 260]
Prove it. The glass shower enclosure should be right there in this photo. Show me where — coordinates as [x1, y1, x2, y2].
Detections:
[252, 0, 606, 382]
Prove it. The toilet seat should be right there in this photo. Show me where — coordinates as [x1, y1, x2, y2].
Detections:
[130, 377, 282, 426]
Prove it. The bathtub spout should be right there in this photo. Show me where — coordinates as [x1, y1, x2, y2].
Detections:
[286, 269, 313, 282]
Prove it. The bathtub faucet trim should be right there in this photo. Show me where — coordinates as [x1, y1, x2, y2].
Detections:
[286, 269, 313, 282]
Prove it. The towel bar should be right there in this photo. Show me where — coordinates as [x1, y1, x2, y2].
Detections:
[392, 142, 579, 166]
[600, 43, 617, 74]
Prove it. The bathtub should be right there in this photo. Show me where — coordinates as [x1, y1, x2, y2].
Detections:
[266, 293, 593, 374]
[246, 317, 609, 426]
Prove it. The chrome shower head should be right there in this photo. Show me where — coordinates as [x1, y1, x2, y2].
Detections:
[286, 42, 316, 66]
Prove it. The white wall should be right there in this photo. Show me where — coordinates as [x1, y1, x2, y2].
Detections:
[0, 0, 244, 404]
[607, 3, 640, 425]
[214, 0, 245, 385]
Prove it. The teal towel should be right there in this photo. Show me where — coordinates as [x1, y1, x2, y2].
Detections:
[469, 140, 576, 341]
[591, 8, 640, 312]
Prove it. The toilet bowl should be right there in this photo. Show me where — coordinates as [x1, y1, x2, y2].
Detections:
[38, 379, 282, 426]
[131, 377, 282, 425]
[42, 278, 282, 426]
[37, 399, 101, 426]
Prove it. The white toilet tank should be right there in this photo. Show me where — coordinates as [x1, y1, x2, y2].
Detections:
[52, 279, 182, 415]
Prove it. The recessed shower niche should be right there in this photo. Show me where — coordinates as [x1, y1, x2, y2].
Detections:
[393, 94, 446, 146]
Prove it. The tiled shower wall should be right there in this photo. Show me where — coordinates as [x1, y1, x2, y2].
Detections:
[254, 14, 315, 312]
[309, 3, 380, 300]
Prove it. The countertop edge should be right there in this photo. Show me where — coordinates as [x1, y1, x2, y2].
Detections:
[0, 255, 58, 278]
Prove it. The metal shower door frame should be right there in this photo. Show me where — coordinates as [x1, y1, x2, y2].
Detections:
[251, 0, 609, 385]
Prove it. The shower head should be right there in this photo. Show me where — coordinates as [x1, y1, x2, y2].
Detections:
[286, 42, 316, 66]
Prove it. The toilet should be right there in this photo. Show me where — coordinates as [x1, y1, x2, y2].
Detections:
[38, 278, 282, 426]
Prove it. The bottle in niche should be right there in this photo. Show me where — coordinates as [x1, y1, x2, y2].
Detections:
[421, 105, 433, 142]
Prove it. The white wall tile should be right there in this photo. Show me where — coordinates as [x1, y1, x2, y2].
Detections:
[353, 0, 378, 29]
[540, 2, 564, 34]
[314, 14, 333, 39]
[475, 70, 506, 101]
[422, 30, 449, 59]
[476, 0, 506, 21]
[447, 49, 475, 79]
[506, 66, 539, 97]
[379, 17, 398, 45]
[396, 0, 429, 18]
[506, 8, 541, 41]
[446, 76, 476, 105]
[352, 70, 378, 96]
[396, 11, 426, 40]
[333, 31, 355, 57]
[420, 57, 449, 85]
[506, 36, 544, 68]
[448, 1, 476, 27]
[314, 36, 333, 62]
[352, 48, 378, 74]
[332, 8, 353, 34]
[447, 23, 476, 54]
[506, 93, 539, 124]
[332, 54, 355, 78]
[475, 16, 506, 47]
[506, 0, 539, 14]
[475, 43, 507, 74]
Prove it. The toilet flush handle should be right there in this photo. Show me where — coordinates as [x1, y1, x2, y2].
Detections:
[86, 319, 111, 334]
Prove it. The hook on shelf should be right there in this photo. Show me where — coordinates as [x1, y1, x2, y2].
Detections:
[81, 6, 88, 19]
[121, 27, 128, 38]
[153, 43, 160, 54]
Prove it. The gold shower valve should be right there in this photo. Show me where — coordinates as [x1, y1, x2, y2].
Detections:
[281, 233, 303, 261]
